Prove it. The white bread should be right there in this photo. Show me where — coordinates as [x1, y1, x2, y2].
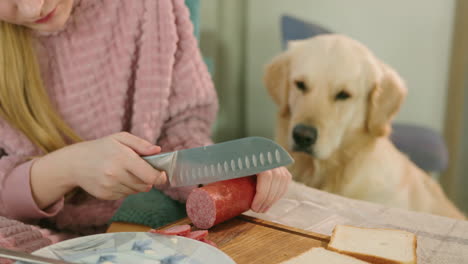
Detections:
[328, 225, 417, 264]
[281, 247, 371, 264]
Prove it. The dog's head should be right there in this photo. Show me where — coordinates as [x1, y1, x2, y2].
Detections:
[264, 34, 407, 160]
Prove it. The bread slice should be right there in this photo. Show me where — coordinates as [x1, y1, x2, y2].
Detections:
[328, 225, 417, 264]
[281, 247, 371, 264]
[281, 247, 371, 263]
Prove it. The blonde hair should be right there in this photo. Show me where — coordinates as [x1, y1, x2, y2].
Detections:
[0, 22, 81, 153]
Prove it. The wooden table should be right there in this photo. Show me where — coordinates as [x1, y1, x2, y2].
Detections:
[108, 215, 330, 263]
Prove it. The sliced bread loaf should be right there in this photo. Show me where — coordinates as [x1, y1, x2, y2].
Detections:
[328, 225, 417, 264]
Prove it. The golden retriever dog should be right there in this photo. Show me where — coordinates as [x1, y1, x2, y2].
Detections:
[264, 34, 465, 219]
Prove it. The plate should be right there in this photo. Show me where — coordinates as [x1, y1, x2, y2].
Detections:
[18, 232, 235, 264]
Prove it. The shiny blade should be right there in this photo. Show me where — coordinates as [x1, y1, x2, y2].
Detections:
[165, 137, 293, 187]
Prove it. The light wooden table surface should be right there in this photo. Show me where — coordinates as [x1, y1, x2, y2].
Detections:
[107, 215, 329, 263]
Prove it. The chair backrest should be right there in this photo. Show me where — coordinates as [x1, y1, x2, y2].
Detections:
[281, 15, 333, 50]
[185, 0, 200, 40]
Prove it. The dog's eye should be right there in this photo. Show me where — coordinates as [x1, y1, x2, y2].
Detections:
[294, 81, 307, 92]
[335, 91, 351, 100]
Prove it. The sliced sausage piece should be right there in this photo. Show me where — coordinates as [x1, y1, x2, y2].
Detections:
[184, 230, 208, 240]
[186, 176, 256, 229]
[201, 238, 218, 248]
[149, 224, 191, 236]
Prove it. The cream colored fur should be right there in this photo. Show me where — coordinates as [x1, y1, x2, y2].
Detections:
[264, 34, 465, 219]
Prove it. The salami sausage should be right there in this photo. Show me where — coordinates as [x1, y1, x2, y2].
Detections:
[149, 224, 191, 236]
[148, 226, 217, 247]
[185, 230, 208, 240]
[200, 238, 218, 248]
[186, 176, 256, 229]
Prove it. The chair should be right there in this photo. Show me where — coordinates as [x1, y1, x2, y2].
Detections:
[280, 15, 448, 176]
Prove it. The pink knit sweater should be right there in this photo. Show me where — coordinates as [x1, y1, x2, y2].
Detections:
[0, 0, 217, 259]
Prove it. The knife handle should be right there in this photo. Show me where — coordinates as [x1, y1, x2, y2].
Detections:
[142, 152, 175, 174]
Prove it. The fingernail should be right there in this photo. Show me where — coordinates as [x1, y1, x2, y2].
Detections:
[147, 145, 158, 151]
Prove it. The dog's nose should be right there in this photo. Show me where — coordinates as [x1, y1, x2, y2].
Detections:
[293, 124, 318, 147]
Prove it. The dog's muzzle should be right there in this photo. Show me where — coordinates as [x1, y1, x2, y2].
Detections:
[292, 124, 317, 154]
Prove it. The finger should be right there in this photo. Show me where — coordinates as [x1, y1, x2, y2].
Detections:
[18, 0, 44, 18]
[259, 168, 282, 213]
[153, 171, 169, 189]
[251, 170, 273, 213]
[120, 170, 153, 193]
[100, 184, 136, 200]
[125, 155, 167, 186]
[278, 167, 292, 197]
[281, 166, 292, 193]
[113, 132, 161, 156]
[115, 184, 138, 196]
[263, 167, 291, 213]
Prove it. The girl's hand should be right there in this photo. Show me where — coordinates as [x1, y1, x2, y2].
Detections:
[32, 132, 167, 208]
[250, 167, 292, 213]
[65, 132, 167, 200]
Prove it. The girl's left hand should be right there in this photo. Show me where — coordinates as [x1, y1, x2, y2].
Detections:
[251, 167, 292, 213]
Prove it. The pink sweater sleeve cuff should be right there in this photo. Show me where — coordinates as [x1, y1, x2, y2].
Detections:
[3, 160, 64, 221]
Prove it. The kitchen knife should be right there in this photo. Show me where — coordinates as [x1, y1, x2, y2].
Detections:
[143, 136, 293, 187]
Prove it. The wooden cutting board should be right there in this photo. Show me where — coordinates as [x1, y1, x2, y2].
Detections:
[108, 215, 329, 263]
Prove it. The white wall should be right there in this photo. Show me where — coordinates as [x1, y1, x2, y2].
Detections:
[245, 0, 456, 138]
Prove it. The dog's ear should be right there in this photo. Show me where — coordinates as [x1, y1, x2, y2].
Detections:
[264, 52, 291, 117]
[366, 63, 407, 137]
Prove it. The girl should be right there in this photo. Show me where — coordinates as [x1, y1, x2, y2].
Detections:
[0, 0, 291, 258]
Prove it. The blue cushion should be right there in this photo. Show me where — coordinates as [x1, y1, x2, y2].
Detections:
[391, 124, 448, 174]
[281, 15, 332, 50]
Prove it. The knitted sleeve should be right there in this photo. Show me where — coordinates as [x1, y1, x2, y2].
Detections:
[155, 0, 219, 202]
[48, 193, 123, 236]
[0, 121, 65, 222]
[0, 216, 74, 264]
[0, 147, 122, 236]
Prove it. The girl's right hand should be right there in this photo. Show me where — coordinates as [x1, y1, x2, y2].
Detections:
[32, 132, 167, 207]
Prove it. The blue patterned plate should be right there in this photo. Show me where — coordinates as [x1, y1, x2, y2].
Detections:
[19, 232, 235, 264]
